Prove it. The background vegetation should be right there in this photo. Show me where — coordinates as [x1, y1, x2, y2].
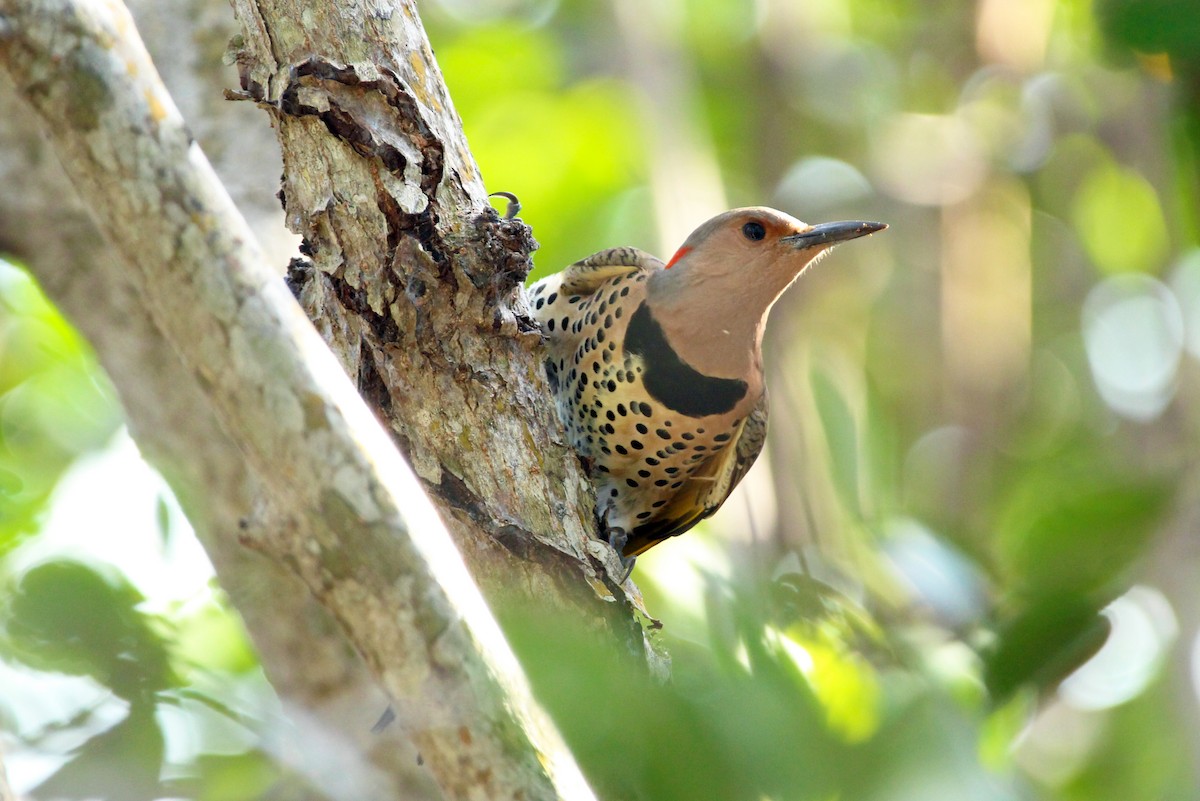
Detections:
[2, 0, 1198, 798]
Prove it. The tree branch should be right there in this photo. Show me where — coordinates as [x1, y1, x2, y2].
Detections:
[0, 3, 434, 793]
[0, 2, 594, 798]
[0, 73, 435, 801]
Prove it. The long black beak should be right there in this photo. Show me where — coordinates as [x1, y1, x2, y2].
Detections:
[782, 220, 888, 249]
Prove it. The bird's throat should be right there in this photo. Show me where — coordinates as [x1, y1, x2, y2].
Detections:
[624, 301, 749, 417]
[645, 290, 768, 384]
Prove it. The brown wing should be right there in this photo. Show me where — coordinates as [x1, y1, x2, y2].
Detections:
[556, 247, 664, 296]
[725, 388, 769, 495]
[528, 247, 663, 341]
[623, 390, 769, 556]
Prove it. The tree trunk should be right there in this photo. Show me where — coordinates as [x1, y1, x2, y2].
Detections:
[227, 0, 645, 620]
[0, 0, 646, 798]
[0, 15, 436, 800]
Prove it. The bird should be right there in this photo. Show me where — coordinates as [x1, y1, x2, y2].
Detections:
[528, 207, 885, 568]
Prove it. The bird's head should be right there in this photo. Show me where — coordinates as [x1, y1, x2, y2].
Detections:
[646, 207, 886, 376]
[662, 207, 886, 287]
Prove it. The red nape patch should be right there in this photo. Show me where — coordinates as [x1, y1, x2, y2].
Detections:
[665, 246, 692, 269]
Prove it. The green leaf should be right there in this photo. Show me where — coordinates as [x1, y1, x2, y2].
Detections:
[995, 462, 1169, 601]
[33, 702, 165, 801]
[1096, 0, 1200, 65]
[1, 560, 179, 700]
[983, 594, 1111, 703]
[172, 750, 280, 801]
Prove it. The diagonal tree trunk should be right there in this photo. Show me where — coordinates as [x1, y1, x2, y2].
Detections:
[0, 61, 433, 801]
[0, 0, 650, 798]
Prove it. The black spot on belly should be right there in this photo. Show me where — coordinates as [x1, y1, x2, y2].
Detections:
[624, 302, 747, 417]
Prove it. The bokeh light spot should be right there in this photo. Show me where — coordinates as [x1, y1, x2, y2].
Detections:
[1060, 585, 1176, 710]
[870, 113, 987, 206]
[1071, 163, 1168, 275]
[1081, 273, 1183, 420]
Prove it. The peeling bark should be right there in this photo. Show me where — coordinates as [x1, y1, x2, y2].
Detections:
[0, 1, 611, 798]
[227, 3, 657, 629]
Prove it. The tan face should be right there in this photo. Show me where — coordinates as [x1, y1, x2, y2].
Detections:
[666, 207, 814, 282]
[647, 206, 886, 378]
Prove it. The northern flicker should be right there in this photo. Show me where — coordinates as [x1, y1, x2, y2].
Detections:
[529, 207, 885, 563]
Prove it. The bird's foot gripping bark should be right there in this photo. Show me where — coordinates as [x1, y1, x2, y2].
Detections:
[487, 191, 522, 220]
[606, 526, 637, 583]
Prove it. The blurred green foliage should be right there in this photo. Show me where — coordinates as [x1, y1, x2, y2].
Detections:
[434, 0, 1200, 797]
[0, 554, 279, 800]
[0, 262, 282, 796]
[3, 561, 178, 698]
[0, 263, 120, 552]
[4, 0, 1200, 798]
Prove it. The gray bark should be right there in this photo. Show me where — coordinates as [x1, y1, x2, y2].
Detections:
[0, 62, 432, 801]
[0, 1, 617, 798]
[226, 0, 643, 613]
[0, 3, 433, 791]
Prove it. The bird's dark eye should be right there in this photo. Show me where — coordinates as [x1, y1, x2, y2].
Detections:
[742, 221, 766, 241]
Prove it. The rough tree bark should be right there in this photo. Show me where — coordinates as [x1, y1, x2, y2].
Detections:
[0, 0, 647, 798]
[0, 2, 438, 795]
[226, 0, 649, 622]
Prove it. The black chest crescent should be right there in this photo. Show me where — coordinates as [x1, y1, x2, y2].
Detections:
[623, 301, 748, 418]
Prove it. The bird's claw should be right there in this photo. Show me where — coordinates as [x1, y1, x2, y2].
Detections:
[607, 527, 637, 582]
[488, 191, 521, 220]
